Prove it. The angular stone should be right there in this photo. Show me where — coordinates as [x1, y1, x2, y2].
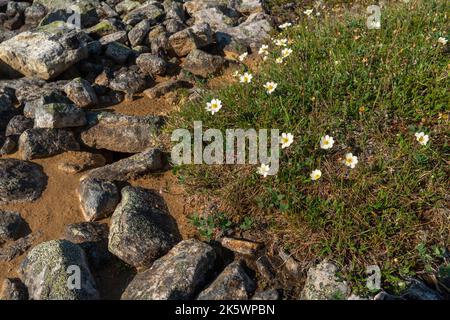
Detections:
[220, 237, 262, 256]
[0, 93, 18, 131]
[123, 1, 165, 26]
[57, 151, 106, 174]
[0, 136, 17, 155]
[34, 103, 86, 128]
[109, 68, 147, 96]
[192, 7, 238, 31]
[108, 186, 180, 269]
[122, 239, 216, 300]
[24, 3, 47, 27]
[183, 49, 225, 78]
[278, 249, 300, 277]
[36, 0, 100, 28]
[80, 112, 163, 153]
[22, 89, 72, 118]
[136, 53, 167, 76]
[5, 115, 34, 137]
[0, 232, 41, 262]
[105, 42, 133, 64]
[0, 159, 46, 205]
[115, 0, 140, 15]
[169, 23, 213, 57]
[78, 178, 120, 222]
[82, 148, 164, 181]
[252, 289, 279, 300]
[128, 19, 151, 47]
[197, 261, 255, 300]
[301, 260, 349, 300]
[99, 31, 128, 46]
[64, 78, 98, 108]
[19, 239, 99, 300]
[184, 0, 230, 15]
[255, 255, 275, 280]
[0, 211, 25, 244]
[0, 278, 28, 300]
[19, 128, 80, 160]
[143, 79, 191, 99]
[235, 0, 265, 14]
[0, 22, 90, 80]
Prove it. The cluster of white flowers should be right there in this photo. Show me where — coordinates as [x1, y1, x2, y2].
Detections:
[279, 22, 292, 30]
[438, 37, 448, 45]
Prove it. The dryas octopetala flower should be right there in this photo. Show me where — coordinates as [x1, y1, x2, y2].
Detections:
[281, 48, 293, 58]
[438, 37, 448, 45]
[206, 99, 222, 114]
[304, 9, 314, 16]
[310, 169, 322, 181]
[344, 153, 358, 169]
[257, 164, 270, 177]
[320, 135, 335, 150]
[239, 72, 253, 84]
[258, 44, 269, 55]
[238, 52, 248, 62]
[275, 57, 284, 64]
[415, 132, 429, 145]
[274, 38, 288, 47]
[279, 22, 292, 29]
[263, 81, 278, 94]
[280, 133, 294, 149]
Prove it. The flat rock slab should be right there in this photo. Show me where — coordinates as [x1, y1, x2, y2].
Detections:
[0, 22, 90, 80]
[121, 239, 216, 300]
[19, 239, 99, 300]
[81, 148, 164, 181]
[108, 186, 181, 270]
[0, 159, 46, 205]
[80, 112, 164, 153]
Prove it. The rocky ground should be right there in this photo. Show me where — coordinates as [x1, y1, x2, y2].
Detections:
[0, 0, 446, 300]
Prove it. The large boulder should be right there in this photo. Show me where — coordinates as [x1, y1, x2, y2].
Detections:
[19, 128, 80, 160]
[19, 240, 99, 300]
[81, 148, 164, 181]
[301, 260, 349, 300]
[121, 239, 216, 300]
[0, 159, 46, 205]
[197, 261, 256, 300]
[108, 186, 181, 269]
[0, 22, 90, 80]
[80, 112, 164, 153]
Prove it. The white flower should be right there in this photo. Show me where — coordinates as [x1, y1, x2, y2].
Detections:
[239, 72, 253, 84]
[320, 135, 335, 150]
[258, 44, 269, 55]
[280, 133, 294, 149]
[274, 38, 288, 47]
[275, 57, 284, 64]
[238, 52, 248, 62]
[344, 153, 358, 169]
[263, 55, 268, 61]
[415, 132, 429, 145]
[205, 99, 222, 114]
[304, 9, 314, 16]
[232, 70, 240, 78]
[279, 22, 292, 29]
[281, 48, 293, 58]
[263, 81, 278, 94]
[310, 169, 322, 181]
[257, 164, 270, 177]
[438, 37, 448, 45]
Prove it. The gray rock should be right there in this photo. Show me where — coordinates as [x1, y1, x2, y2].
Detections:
[0, 159, 46, 205]
[136, 53, 167, 76]
[34, 103, 87, 128]
[122, 239, 216, 299]
[24, 3, 46, 27]
[169, 23, 213, 57]
[401, 279, 443, 300]
[86, 19, 123, 38]
[163, 18, 187, 35]
[149, 28, 170, 55]
[0, 278, 28, 300]
[19, 128, 80, 160]
[252, 289, 280, 300]
[301, 260, 349, 300]
[143, 79, 191, 99]
[183, 49, 225, 78]
[5, 115, 34, 137]
[78, 178, 120, 222]
[192, 7, 238, 31]
[115, 0, 140, 15]
[80, 112, 163, 153]
[36, 0, 100, 28]
[235, 0, 265, 14]
[128, 19, 151, 47]
[0, 232, 41, 262]
[0, 211, 25, 244]
[197, 261, 256, 300]
[0, 22, 90, 80]
[108, 186, 181, 269]
[19, 239, 99, 300]
[0, 92, 18, 131]
[99, 31, 128, 46]
[109, 67, 147, 97]
[105, 41, 133, 64]
[255, 255, 275, 281]
[123, 1, 165, 26]
[184, 0, 230, 15]
[216, 13, 272, 54]
[0, 136, 17, 155]
[81, 148, 164, 181]
[64, 78, 98, 108]
[57, 151, 106, 174]
[164, 1, 185, 21]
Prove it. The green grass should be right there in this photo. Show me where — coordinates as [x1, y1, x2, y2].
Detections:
[170, 0, 449, 295]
